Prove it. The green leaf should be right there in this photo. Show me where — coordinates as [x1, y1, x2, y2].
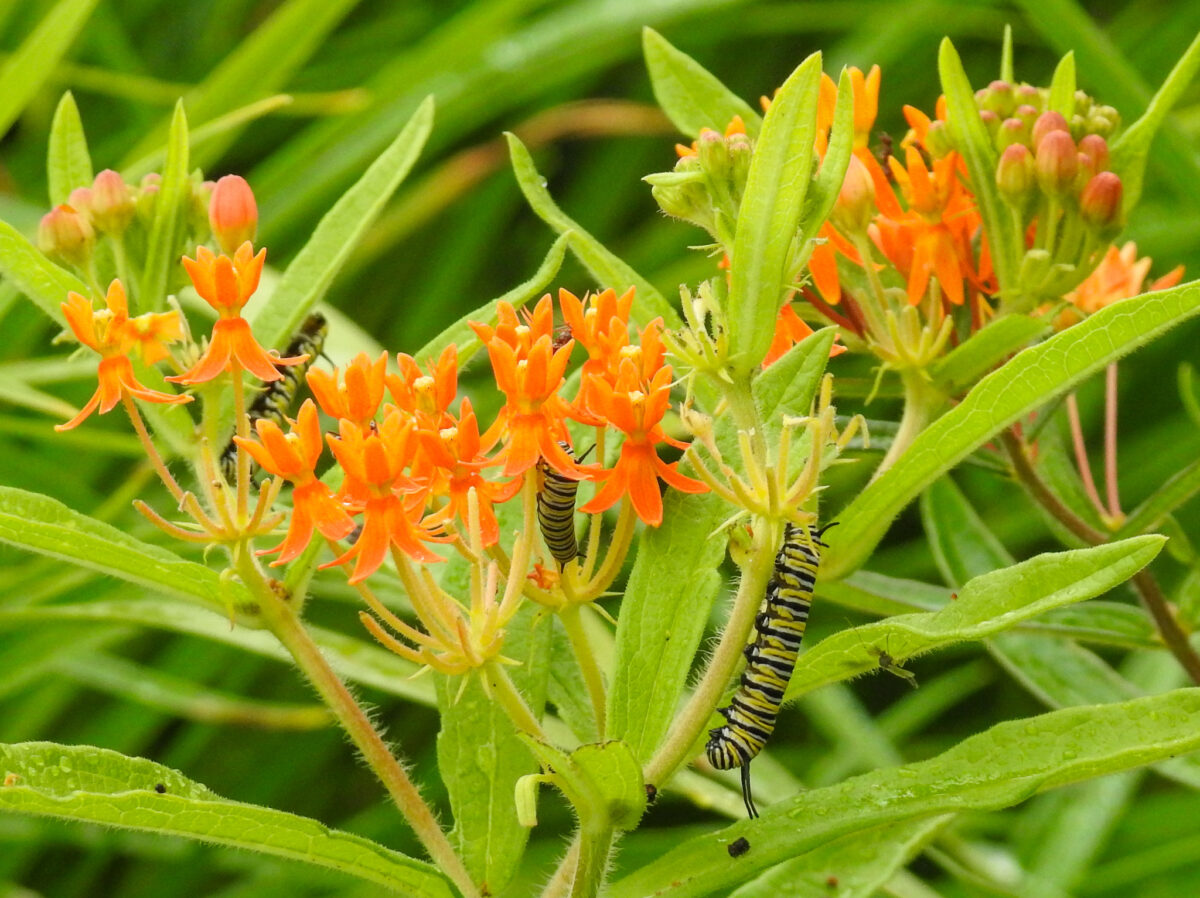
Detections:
[753, 326, 835, 446]
[608, 687, 1200, 898]
[0, 486, 261, 625]
[0, 596, 433, 707]
[138, 101, 189, 311]
[822, 277, 1200, 580]
[414, 233, 568, 367]
[930, 315, 1049, 395]
[0, 219, 88, 320]
[641, 27, 760, 139]
[1115, 456, 1200, 540]
[248, 97, 434, 353]
[47, 92, 93, 206]
[520, 738, 645, 831]
[784, 535, 1163, 701]
[1047, 51, 1077, 118]
[121, 0, 362, 169]
[435, 602, 550, 894]
[800, 69, 854, 249]
[1000, 25, 1015, 83]
[0, 742, 453, 897]
[938, 38, 1020, 294]
[0, 0, 99, 138]
[726, 52, 821, 374]
[730, 818, 947, 898]
[506, 132, 679, 329]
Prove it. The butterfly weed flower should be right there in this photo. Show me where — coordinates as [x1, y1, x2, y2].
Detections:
[308, 350, 389, 433]
[234, 399, 355, 565]
[388, 344, 459, 430]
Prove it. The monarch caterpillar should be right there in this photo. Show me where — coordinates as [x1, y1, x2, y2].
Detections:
[537, 441, 583, 567]
[220, 312, 328, 483]
[706, 521, 833, 818]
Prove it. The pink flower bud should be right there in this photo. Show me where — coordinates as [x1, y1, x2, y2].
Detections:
[67, 186, 93, 213]
[996, 117, 1030, 151]
[1077, 134, 1110, 172]
[89, 169, 135, 234]
[208, 175, 258, 254]
[38, 204, 94, 268]
[1031, 111, 1069, 149]
[1080, 172, 1123, 233]
[1035, 130, 1078, 197]
[996, 144, 1036, 205]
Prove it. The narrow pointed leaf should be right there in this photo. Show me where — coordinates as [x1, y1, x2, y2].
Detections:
[642, 27, 760, 138]
[138, 102, 189, 310]
[801, 69, 854, 247]
[0, 220, 87, 320]
[506, 132, 678, 328]
[609, 688, 1200, 897]
[1047, 52, 1076, 117]
[0, 742, 453, 897]
[47, 92, 93, 206]
[930, 315, 1049, 395]
[726, 52, 821, 373]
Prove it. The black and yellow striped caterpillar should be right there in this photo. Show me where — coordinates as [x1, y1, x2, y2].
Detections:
[220, 312, 328, 483]
[706, 521, 832, 818]
[537, 441, 582, 567]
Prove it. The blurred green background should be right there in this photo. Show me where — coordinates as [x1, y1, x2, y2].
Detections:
[2, 1, 1199, 896]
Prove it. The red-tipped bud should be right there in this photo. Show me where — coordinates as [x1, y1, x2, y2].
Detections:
[208, 175, 258, 254]
[1015, 85, 1041, 105]
[831, 154, 876, 234]
[1080, 172, 1123, 234]
[1032, 111, 1069, 149]
[1077, 134, 1109, 173]
[89, 169, 135, 234]
[979, 109, 1000, 135]
[38, 204, 95, 268]
[996, 144, 1036, 205]
[981, 80, 1014, 117]
[1035, 131, 1078, 197]
[67, 186, 93, 213]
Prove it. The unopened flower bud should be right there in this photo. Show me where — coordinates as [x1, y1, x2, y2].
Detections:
[38, 204, 95, 268]
[1031, 111, 1069, 148]
[1014, 104, 1040, 128]
[727, 132, 753, 199]
[1073, 90, 1093, 115]
[89, 169, 135, 234]
[1077, 134, 1109, 173]
[979, 109, 1000, 138]
[831, 154, 876, 234]
[997, 144, 1036, 205]
[1080, 171, 1123, 235]
[981, 80, 1015, 117]
[1035, 130, 1078, 197]
[924, 120, 952, 157]
[208, 174, 258, 254]
[996, 117, 1030, 151]
[136, 174, 161, 225]
[67, 187, 93, 214]
[1015, 85, 1041, 106]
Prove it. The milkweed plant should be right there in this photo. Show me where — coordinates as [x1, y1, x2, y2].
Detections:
[3, 20, 1200, 898]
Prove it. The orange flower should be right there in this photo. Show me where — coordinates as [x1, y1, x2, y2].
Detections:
[325, 411, 440, 582]
[56, 280, 190, 431]
[763, 305, 847, 367]
[169, 243, 306, 384]
[558, 286, 634, 415]
[1065, 242, 1184, 318]
[235, 399, 355, 563]
[579, 363, 707, 526]
[308, 351, 388, 432]
[388, 344, 458, 429]
[871, 147, 987, 306]
[471, 297, 578, 478]
[419, 398, 522, 546]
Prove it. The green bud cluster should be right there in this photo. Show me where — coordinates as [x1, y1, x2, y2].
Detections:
[645, 122, 753, 250]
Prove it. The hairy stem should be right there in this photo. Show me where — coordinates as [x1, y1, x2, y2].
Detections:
[485, 660, 547, 741]
[237, 555, 480, 898]
[121, 395, 185, 504]
[560, 602, 607, 739]
[1002, 428, 1200, 685]
[873, 371, 939, 481]
[1105, 362, 1123, 520]
[1065, 392, 1106, 518]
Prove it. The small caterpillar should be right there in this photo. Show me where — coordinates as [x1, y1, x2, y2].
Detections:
[220, 313, 327, 483]
[537, 441, 583, 567]
[706, 521, 833, 818]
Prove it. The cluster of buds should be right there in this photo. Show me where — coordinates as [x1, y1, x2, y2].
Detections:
[646, 117, 753, 249]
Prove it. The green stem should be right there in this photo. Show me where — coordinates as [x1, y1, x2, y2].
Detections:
[643, 517, 781, 788]
[485, 661, 547, 741]
[560, 603, 607, 739]
[873, 370, 941, 481]
[570, 823, 616, 898]
[237, 555, 481, 898]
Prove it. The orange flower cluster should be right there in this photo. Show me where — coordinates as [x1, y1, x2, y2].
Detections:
[236, 286, 703, 584]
